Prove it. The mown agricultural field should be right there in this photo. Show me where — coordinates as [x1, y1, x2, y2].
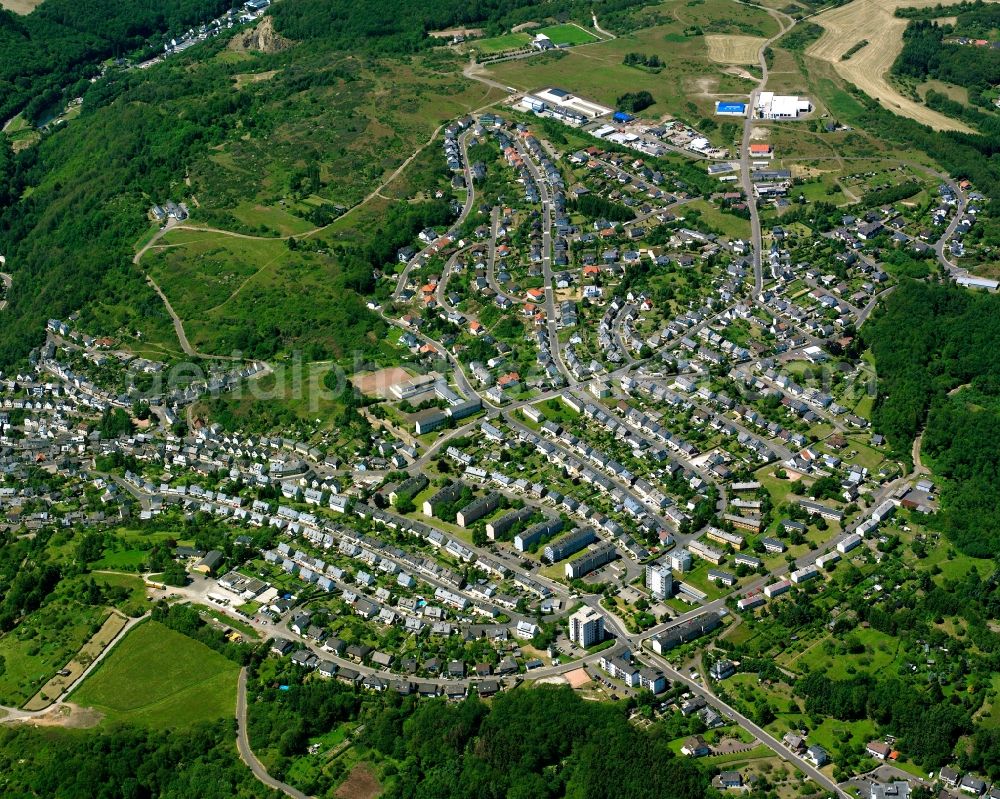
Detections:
[807, 0, 973, 132]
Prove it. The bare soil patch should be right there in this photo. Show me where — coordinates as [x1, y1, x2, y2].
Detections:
[229, 17, 292, 54]
[336, 763, 382, 799]
[233, 70, 279, 89]
[28, 703, 104, 729]
[687, 76, 721, 99]
[724, 65, 756, 80]
[428, 27, 484, 38]
[352, 366, 415, 399]
[565, 667, 593, 689]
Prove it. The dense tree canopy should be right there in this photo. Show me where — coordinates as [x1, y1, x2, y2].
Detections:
[0, 720, 273, 798]
[0, 0, 231, 123]
[894, 19, 1000, 108]
[570, 193, 636, 223]
[616, 90, 655, 113]
[364, 685, 711, 799]
[270, 0, 653, 52]
[797, 672, 971, 768]
[864, 280, 1000, 556]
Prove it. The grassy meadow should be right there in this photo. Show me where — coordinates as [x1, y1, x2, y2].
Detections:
[72, 620, 239, 728]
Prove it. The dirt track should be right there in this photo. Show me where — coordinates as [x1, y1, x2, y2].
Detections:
[808, 0, 979, 133]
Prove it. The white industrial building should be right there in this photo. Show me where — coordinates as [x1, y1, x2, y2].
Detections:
[956, 274, 999, 291]
[755, 92, 812, 119]
[532, 87, 612, 119]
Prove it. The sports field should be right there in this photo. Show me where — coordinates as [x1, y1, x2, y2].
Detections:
[535, 23, 599, 46]
[807, 0, 975, 133]
[72, 620, 239, 728]
[474, 23, 597, 53]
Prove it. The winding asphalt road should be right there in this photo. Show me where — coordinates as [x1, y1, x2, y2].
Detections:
[513, 136, 574, 383]
[116, 12, 960, 794]
[236, 668, 314, 799]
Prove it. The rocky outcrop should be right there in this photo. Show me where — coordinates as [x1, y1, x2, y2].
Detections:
[229, 16, 291, 54]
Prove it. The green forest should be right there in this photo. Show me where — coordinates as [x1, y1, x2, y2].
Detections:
[863, 280, 1000, 557]
[0, 18, 397, 367]
[797, 672, 969, 768]
[0, 649, 716, 799]
[366, 687, 710, 799]
[793, 563, 1000, 772]
[248, 653, 714, 799]
[269, 0, 651, 52]
[0, 0, 231, 123]
[895, 2, 984, 21]
[720, 554, 1000, 776]
[0, 721, 274, 798]
[893, 16, 1000, 109]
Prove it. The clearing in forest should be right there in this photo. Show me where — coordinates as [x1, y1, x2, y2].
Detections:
[336, 764, 383, 799]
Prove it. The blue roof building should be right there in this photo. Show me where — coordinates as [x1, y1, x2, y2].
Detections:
[716, 101, 747, 116]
